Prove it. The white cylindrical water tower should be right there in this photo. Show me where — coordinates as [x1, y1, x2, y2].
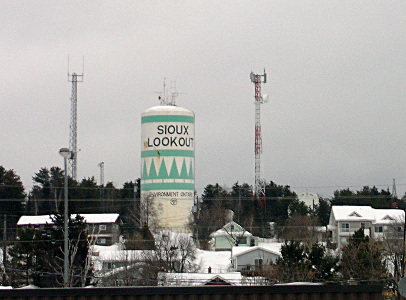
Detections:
[141, 105, 195, 230]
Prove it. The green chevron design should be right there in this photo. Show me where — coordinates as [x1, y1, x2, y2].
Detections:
[169, 158, 180, 178]
[158, 158, 169, 179]
[180, 159, 188, 179]
[142, 157, 194, 180]
[148, 159, 158, 179]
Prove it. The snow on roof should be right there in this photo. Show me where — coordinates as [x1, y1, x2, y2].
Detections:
[17, 213, 120, 226]
[331, 206, 376, 221]
[331, 206, 404, 224]
[210, 221, 252, 237]
[80, 214, 120, 223]
[17, 215, 53, 226]
[195, 249, 231, 273]
[158, 272, 243, 286]
[94, 249, 151, 261]
[231, 246, 281, 258]
[375, 209, 404, 224]
[258, 241, 283, 253]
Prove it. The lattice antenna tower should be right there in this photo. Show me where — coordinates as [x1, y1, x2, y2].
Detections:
[393, 178, 397, 199]
[68, 57, 84, 180]
[98, 162, 105, 187]
[250, 69, 268, 199]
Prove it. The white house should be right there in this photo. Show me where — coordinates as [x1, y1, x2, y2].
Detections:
[210, 221, 258, 251]
[231, 246, 280, 273]
[327, 206, 404, 249]
[17, 213, 122, 246]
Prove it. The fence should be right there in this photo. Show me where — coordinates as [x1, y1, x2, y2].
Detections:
[0, 284, 383, 300]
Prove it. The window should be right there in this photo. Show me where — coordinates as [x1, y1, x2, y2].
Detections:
[360, 223, 365, 230]
[254, 258, 263, 270]
[98, 238, 107, 244]
[232, 259, 237, 269]
[237, 237, 247, 245]
[341, 223, 350, 232]
[395, 226, 402, 232]
[99, 224, 107, 231]
[375, 226, 383, 233]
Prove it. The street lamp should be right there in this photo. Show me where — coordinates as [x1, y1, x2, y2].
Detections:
[59, 148, 71, 287]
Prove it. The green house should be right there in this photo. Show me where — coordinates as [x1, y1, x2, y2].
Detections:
[210, 221, 258, 251]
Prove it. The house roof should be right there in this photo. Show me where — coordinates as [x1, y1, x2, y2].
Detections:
[195, 249, 231, 273]
[157, 272, 243, 286]
[331, 206, 404, 224]
[17, 213, 120, 226]
[231, 246, 281, 258]
[210, 221, 252, 237]
[374, 209, 404, 224]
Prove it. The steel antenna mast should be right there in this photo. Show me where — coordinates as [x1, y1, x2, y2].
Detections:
[68, 58, 84, 180]
[250, 69, 267, 201]
[98, 162, 105, 199]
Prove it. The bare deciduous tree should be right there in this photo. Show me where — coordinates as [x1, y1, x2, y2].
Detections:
[279, 213, 320, 247]
[141, 231, 200, 284]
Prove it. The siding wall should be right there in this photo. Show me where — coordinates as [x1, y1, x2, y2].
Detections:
[234, 249, 279, 271]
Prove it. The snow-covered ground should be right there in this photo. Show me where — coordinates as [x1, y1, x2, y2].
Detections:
[92, 239, 283, 273]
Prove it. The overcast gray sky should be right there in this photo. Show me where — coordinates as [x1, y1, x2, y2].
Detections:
[1, 1, 406, 198]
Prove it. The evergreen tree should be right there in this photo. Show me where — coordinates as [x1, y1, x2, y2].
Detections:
[308, 243, 340, 281]
[28, 166, 67, 215]
[201, 183, 229, 209]
[72, 177, 99, 213]
[120, 179, 141, 237]
[254, 181, 297, 237]
[0, 166, 25, 240]
[314, 198, 331, 226]
[9, 214, 93, 287]
[332, 186, 392, 208]
[7, 228, 37, 287]
[270, 241, 340, 283]
[340, 228, 387, 280]
[272, 241, 311, 282]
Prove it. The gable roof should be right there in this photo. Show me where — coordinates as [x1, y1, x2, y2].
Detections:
[231, 246, 281, 258]
[17, 213, 120, 226]
[157, 272, 243, 286]
[374, 209, 404, 224]
[331, 206, 404, 224]
[210, 221, 252, 237]
[331, 206, 375, 221]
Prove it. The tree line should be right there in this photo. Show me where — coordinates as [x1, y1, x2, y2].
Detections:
[1, 164, 405, 290]
[1, 164, 404, 241]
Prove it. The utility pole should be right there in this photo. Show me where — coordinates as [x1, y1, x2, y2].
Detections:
[3, 215, 7, 284]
